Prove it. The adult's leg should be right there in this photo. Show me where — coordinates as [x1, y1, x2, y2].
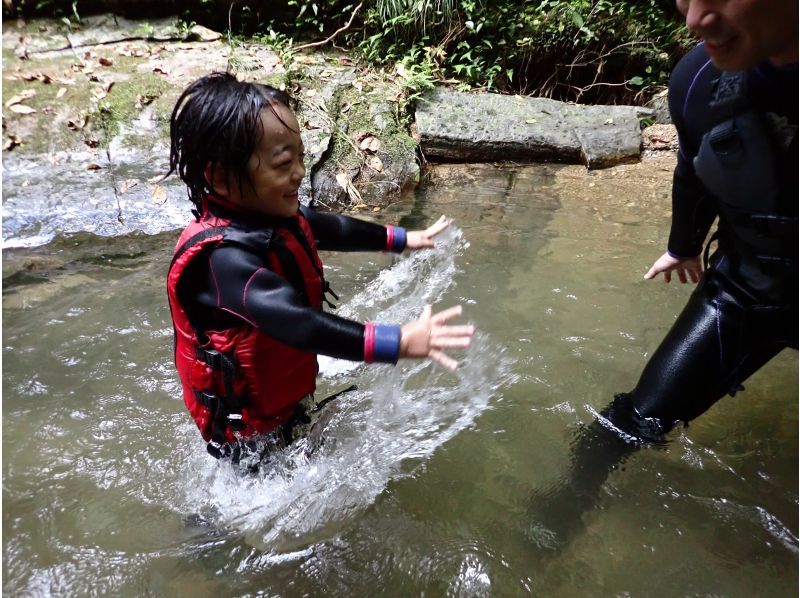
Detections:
[526, 261, 793, 549]
[621, 264, 788, 434]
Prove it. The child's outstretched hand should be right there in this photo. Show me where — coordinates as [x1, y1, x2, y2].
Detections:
[400, 304, 474, 371]
[405, 215, 451, 250]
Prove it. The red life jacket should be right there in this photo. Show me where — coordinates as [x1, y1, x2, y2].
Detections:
[167, 207, 325, 456]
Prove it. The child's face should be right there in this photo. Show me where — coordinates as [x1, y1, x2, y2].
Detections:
[231, 103, 306, 218]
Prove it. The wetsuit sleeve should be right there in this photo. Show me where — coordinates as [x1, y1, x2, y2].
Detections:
[194, 245, 401, 363]
[300, 204, 407, 253]
[667, 158, 717, 258]
[666, 45, 718, 258]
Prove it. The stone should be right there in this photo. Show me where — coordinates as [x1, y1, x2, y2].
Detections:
[416, 88, 652, 169]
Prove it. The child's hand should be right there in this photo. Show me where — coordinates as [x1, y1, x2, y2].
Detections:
[400, 304, 474, 371]
[405, 215, 451, 250]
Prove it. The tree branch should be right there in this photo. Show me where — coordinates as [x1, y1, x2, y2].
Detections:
[293, 3, 364, 52]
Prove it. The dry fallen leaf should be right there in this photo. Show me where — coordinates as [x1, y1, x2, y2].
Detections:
[86, 162, 103, 170]
[84, 136, 100, 148]
[335, 172, 350, 189]
[24, 72, 52, 84]
[67, 113, 88, 130]
[118, 179, 138, 194]
[56, 87, 67, 99]
[98, 57, 113, 67]
[5, 89, 36, 107]
[367, 155, 384, 172]
[151, 184, 167, 205]
[334, 172, 364, 204]
[153, 66, 169, 75]
[9, 104, 36, 114]
[359, 136, 381, 153]
[3, 135, 22, 151]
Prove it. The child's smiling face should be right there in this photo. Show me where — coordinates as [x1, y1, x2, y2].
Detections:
[228, 103, 306, 218]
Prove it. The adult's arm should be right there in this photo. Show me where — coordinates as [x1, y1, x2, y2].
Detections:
[665, 44, 719, 259]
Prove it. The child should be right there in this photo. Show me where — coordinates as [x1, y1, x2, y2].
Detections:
[166, 72, 473, 466]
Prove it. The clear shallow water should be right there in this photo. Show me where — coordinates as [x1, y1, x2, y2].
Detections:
[3, 159, 797, 596]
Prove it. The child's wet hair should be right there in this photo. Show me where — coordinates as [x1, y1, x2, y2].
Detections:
[168, 72, 295, 212]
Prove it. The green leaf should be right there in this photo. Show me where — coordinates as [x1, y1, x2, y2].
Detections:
[628, 76, 645, 86]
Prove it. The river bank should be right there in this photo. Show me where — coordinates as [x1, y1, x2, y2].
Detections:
[2, 13, 677, 249]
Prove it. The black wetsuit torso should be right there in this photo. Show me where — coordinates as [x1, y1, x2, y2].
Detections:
[177, 203, 389, 363]
[616, 44, 798, 436]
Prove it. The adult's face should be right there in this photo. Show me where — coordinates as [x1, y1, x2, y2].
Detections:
[675, 0, 798, 70]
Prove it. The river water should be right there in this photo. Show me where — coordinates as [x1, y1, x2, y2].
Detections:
[3, 156, 797, 596]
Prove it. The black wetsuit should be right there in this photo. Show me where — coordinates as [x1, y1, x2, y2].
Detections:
[613, 44, 798, 438]
[177, 202, 397, 363]
[526, 46, 797, 547]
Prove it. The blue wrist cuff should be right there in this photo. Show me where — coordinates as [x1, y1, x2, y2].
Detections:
[390, 227, 406, 253]
[373, 323, 401, 364]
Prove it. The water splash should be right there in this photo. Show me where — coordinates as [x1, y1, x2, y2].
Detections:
[318, 225, 469, 378]
[173, 225, 511, 551]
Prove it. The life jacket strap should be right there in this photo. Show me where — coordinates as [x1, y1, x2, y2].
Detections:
[195, 347, 248, 458]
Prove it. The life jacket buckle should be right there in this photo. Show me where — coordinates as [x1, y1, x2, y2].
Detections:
[194, 389, 218, 410]
[196, 347, 224, 369]
[226, 412, 246, 431]
[206, 440, 231, 459]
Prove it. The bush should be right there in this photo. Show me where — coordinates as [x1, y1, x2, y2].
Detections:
[350, 0, 693, 102]
[5, 0, 694, 104]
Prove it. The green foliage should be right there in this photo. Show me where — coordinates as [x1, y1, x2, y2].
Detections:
[225, 0, 690, 102]
[346, 0, 691, 102]
[3, 0, 693, 104]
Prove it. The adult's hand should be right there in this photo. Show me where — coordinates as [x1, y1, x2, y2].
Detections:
[405, 215, 450, 250]
[400, 304, 474, 371]
[644, 252, 703, 283]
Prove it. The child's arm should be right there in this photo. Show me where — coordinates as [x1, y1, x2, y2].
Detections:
[191, 245, 472, 369]
[301, 206, 450, 254]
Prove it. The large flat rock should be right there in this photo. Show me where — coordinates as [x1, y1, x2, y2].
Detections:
[416, 89, 653, 169]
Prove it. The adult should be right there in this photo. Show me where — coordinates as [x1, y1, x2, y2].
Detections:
[619, 0, 798, 439]
[528, 0, 798, 547]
